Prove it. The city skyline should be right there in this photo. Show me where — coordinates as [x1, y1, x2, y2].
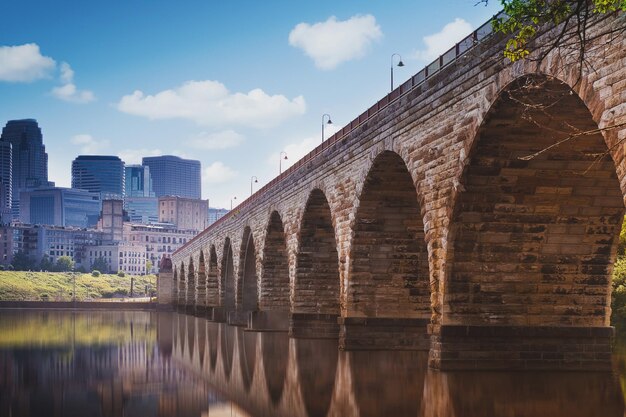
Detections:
[0, 0, 501, 208]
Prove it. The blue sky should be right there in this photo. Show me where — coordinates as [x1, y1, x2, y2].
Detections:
[0, 0, 501, 208]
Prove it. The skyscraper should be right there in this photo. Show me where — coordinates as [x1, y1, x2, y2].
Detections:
[142, 155, 201, 199]
[125, 164, 155, 198]
[0, 141, 12, 221]
[72, 155, 125, 199]
[0, 119, 49, 218]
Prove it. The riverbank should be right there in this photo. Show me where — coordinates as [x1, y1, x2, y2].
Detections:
[0, 271, 156, 301]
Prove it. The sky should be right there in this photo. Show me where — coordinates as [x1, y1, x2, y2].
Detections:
[0, 0, 501, 209]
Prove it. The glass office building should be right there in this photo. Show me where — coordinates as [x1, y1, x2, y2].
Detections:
[124, 197, 158, 224]
[19, 187, 101, 228]
[142, 155, 200, 199]
[125, 164, 155, 197]
[0, 119, 50, 218]
[72, 155, 125, 198]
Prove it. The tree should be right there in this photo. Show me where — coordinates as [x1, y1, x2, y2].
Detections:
[146, 260, 153, 273]
[55, 256, 75, 272]
[484, 0, 626, 62]
[39, 255, 54, 272]
[91, 257, 109, 274]
[11, 251, 37, 271]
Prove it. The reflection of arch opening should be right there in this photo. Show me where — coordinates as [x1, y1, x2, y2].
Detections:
[261, 332, 289, 404]
[207, 245, 219, 306]
[294, 189, 341, 314]
[197, 251, 207, 307]
[447, 75, 624, 327]
[178, 264, 186, 306]
[208, 321, 219, 371]
[295, 339, 338, 417]
[239, 227, 259, 311]
[349, 151, 429, 318]
[186, 258, 196, 307]
[351, 350, 427, 417]
[178, 314, 186, 358]
[220, 324, 235, 379]
[187, 314, 195, 360]
[197, 318, 206, 368]
[237, 328, 257, 391]
[221, 238, 235, 310]
[261, 211, 290, 311]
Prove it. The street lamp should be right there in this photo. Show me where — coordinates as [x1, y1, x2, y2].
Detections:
[390, 53, 405, 91]
[279, 151, 288, 174]
[230, 196, 237, 210]
[250, 176, 258, 195]
[321, 113, 333, 143]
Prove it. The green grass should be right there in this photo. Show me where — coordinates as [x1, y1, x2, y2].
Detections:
[0, 271, 157, 301]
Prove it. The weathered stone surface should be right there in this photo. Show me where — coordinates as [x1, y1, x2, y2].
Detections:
[166, 12, 626, 370]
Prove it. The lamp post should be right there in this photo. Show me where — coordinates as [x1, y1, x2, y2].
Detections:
[231, 196, 237, 210]
[321, 113, 333, 143]
[250, 176, 258, 195]
[390, 53, 405, 91]
[279, 151, 288, 174]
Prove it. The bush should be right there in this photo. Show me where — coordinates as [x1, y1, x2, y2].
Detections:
[91, 270, 101, 277]
[612, 256, 626, 327]
[117, 271, 125, 277]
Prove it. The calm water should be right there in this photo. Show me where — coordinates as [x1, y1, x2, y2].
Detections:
[0, 310, 624, 417]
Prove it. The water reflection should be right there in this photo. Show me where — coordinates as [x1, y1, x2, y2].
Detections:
[0, 310, 625, 416]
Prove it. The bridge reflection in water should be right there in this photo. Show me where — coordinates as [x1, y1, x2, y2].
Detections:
[0, 310, 624, 416]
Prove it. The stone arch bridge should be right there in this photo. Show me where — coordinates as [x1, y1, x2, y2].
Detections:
[164, 11, 626, 370]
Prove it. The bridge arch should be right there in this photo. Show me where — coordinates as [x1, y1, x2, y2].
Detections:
[238, 226, 259, 311]
[260, 211, 290, 311]
[172, 266, 178, 304]
[207, 245, 219, 306]
[294, 188, 341, 314]
[445, 73, 624, 327]
[348, 150, 429, 318]
[186, 257, 196, 307]
[196, 251, 207, 308]
[221, 238, 236, 310]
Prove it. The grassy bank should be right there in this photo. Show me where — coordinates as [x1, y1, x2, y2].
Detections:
[0, 271, 156, 301]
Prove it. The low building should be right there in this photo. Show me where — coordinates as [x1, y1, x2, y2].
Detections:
[158, 196, 208, 232]
[208, 207, 229, 225]
[84, 242, 147, 275]
[19, 187, 101, 228]
[98, 199, 126, 242]
[124, 223, 196, 273]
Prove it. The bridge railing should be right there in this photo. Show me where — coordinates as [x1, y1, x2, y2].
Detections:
[177, 11, 504, 256]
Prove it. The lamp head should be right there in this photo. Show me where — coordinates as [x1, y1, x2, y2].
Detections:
[397, 60, 405, 67]
[327, 118, 333, 125]
[254, 178, 258, 183]
[283, 155, 288, 160]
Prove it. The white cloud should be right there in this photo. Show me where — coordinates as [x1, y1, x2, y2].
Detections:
[289, 15, 382, 70]
[117, 80, 306, 128]
[117, 148, 163, 165]
[187, 130, 244, 150]
[71, 134, 111, 154]
[412, 18, 473, 62]
[51, 62, 95, 103]
[0, 43, 56, 82]
[202, 162, 238, 184]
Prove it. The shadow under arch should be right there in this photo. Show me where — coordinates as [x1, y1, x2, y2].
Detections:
[207, 245, 219, 306]
[294, 189, 341, 314]
[260, 211, 290, 311]
[446, 74, 624, 328]
[260, 331, 289, 404]
[237, 327, 257, 392]
[178, 264, 186, 306]
[295, 338, 339, 417]
[221, 238, 236, 311]
[172, 266, 178, 303]
[186, 258, 196, 307]
[239, 226, 259, 311]
[220, 323, 235, 379]
[349, 150, 429, 318]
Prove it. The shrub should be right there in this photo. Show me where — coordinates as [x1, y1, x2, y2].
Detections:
[117, 271, 125, 277]
[91, 270, 101, 277]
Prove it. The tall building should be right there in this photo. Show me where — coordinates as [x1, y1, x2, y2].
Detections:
[0, 119, 49, 218]
[19, 187, 101, 228]
[72, 155, 125, 199]
[158, 196, 208, 232]
[0, 141, 12, 223]
[125, 164, 154, 197]
[142, 155, 201, 199]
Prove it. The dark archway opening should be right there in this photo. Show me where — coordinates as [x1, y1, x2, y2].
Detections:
[207, 246, 219, 306]
[221, 239, 236, 311]
[239, 227, 259, 311]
